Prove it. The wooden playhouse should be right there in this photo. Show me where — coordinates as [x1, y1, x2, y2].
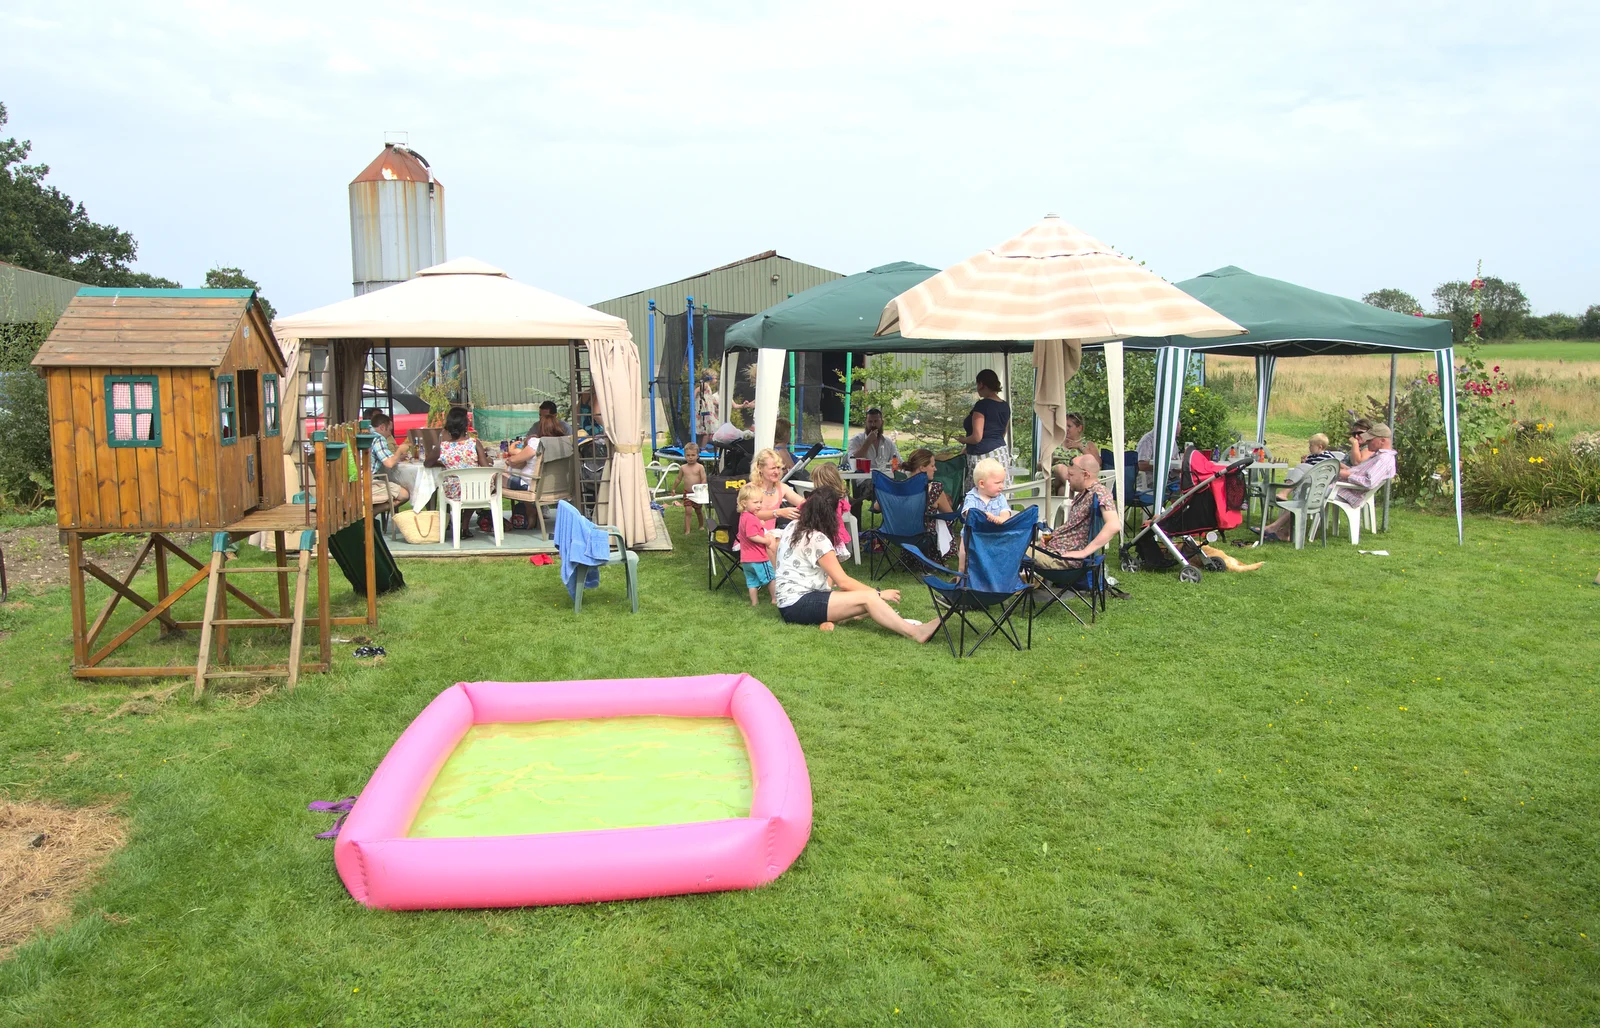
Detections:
[32, 287, 380, 691]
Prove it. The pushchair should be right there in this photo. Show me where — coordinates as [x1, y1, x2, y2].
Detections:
[1119, 446, 1251, 583]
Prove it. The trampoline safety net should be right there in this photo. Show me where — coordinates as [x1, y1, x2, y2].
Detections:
[658, 310, 829, 447]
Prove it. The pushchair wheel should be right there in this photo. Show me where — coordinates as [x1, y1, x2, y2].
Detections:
[1121, 558, 1140, 573]
[1179, 565, 1203, 584]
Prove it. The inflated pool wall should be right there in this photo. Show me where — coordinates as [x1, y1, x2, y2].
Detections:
[334, 673, 812, 909]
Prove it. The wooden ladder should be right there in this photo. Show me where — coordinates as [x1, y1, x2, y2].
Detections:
[193, 531, 319, 698]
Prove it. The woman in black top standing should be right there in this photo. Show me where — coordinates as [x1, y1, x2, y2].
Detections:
[959, 368, 1011, 491]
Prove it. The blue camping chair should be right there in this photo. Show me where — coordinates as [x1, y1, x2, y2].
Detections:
[1123, 449, 1155, 525]
[1024, 493, 1108, 627]
[860, 470, 952, 580]
[921, 506, 1039, 658]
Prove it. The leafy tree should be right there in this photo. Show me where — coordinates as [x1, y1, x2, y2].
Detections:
[0, 305, 56, 509]
[835, 354, 922, 435]
[1578, 304, 1600, 340]
[1362, 288, 1423, 314]
[0, 101, 177, 288]
[1432, 276, 1530, 341]
[1521, 312, 1579, 340]
[917, 354, 972, 447]
[205, 265, 275, 321]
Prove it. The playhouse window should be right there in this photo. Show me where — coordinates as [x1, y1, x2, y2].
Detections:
[218, 374, 237, 445]
[263, 373, 281, 437]
[105, 375, 161, 447]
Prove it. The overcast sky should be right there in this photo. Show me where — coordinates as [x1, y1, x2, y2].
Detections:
[3, 1, 1595, 318]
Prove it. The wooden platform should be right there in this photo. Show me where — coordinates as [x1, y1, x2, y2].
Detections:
[224, 503, 316, 534]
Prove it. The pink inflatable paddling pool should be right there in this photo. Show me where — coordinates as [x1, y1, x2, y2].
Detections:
[334, 674, 812, 909]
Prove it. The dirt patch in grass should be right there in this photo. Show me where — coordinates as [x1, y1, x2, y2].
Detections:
[1, 800, 127, 959]
[0, 526, 147, 594]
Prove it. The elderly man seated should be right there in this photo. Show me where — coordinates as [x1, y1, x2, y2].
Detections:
[1257, 423, 1396, 543]
[1029, 453, 1121, 569]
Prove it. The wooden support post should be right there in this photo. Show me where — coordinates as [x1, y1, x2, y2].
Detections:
[215, 562, 230, 667]
[287, 549, 311, 693]
[274, 531, 289, 617]
[193, 549, 224, 698]
[314, 436, 332, 669]
[154, 535, 171, 638]
[361, 442, 377, 627]
[66, 531, 87, 668]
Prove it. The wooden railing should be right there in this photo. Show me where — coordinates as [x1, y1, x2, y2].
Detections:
[315, 420, 371, 535]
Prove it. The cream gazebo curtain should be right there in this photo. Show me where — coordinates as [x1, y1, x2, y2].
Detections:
[586, 335, 655, 547]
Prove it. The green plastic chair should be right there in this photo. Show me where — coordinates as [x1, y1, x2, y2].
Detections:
[1269, 460, 1339, 548]
[573, 524, 639, 614]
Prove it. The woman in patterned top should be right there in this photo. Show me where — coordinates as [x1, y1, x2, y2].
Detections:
[901, 448, 953, 554]
[427, 407, 489, 526]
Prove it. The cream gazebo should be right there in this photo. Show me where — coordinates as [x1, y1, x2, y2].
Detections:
[273, 258, 654, 546]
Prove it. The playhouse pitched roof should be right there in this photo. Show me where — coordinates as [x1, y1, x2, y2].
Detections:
[32, 288, 272, 368]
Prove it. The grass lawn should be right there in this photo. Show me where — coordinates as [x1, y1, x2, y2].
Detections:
[1, 512, 1598, 1025]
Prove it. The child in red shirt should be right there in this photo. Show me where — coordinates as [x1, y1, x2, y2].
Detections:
[737, 483, 781, 607]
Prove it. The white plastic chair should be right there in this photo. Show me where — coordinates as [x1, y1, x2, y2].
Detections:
[1324, 484, 1377, 545]
[645, 459, 681, 500]
[439, 467, 504, 549]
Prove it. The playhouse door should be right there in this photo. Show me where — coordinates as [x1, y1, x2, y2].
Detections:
[237, 370, 264, 512]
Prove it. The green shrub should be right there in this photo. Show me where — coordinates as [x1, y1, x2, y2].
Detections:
[1175, 385, 1233, 452]
[1463, 437, 1600, 516]
[1553, 503, 1600, 530]
[0, 370, 53, 510]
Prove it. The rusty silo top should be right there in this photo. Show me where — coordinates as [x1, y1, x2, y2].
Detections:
[350, 143, 441, 186]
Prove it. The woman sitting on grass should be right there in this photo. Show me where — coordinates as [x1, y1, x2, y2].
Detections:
[772, 485, 941, 641]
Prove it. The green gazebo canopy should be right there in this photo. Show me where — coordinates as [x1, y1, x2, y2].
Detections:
[1118, 266, 1453, 355]
[723, 262, 1029, 355]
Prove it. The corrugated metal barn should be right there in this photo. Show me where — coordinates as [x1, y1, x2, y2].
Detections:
[467, 251, 842, 407]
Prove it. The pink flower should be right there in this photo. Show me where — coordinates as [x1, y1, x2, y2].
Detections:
[1471, 278, 1485, 290]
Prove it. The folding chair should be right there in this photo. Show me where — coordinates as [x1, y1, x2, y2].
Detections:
[1122, 449, 1155, 527]
[554, 501, 639, 614]
[920, 506, 1038, 658]
[1024, 495, 1108, 627]
[860, 470, 950, 580]
[704, 474, 745, 591]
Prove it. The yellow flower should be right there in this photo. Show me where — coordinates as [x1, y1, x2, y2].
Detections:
[1491, 448, 1498, 455]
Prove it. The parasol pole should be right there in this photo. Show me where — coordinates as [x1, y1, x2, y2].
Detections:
[647, 299, 657, 449]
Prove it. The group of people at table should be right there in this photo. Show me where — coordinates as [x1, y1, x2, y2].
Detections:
[366, 400, 574, 542]
[674, 369, 1122, 644]
[677, 367, 1401, 642]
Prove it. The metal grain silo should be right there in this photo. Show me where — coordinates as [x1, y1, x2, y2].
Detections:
[348, 143, 449, 410]
[348, 143, 446, 295]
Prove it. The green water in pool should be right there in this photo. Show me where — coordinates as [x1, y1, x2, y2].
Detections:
[406, 716, 754, 838]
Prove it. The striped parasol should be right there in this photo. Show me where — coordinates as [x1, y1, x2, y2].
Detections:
[878, 214, 1245, 523]
[876, 214, 1246, 342]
